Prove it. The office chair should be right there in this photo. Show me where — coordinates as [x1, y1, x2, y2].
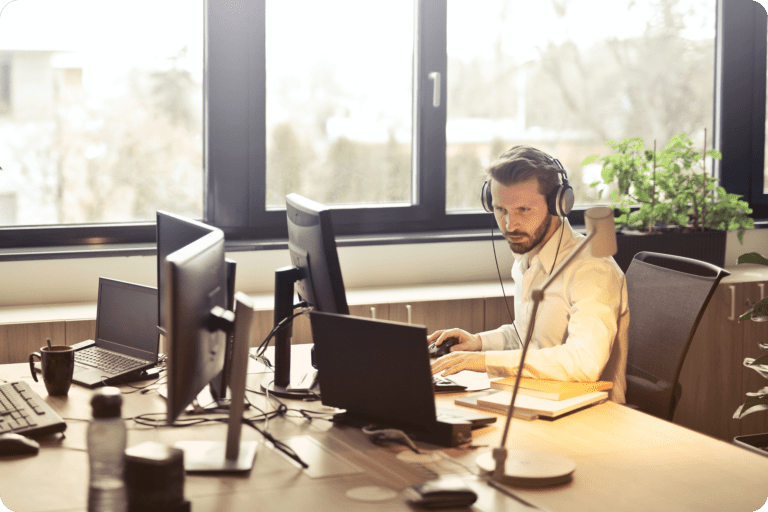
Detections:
[624, 251, 729, 421]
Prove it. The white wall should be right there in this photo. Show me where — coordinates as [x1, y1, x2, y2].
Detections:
[0, 237, 515, 307]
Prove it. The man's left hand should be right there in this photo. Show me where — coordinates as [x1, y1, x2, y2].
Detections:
[431, 352, 486, 376]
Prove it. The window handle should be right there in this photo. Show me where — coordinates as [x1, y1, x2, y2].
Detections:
[428, 72, 440, 107]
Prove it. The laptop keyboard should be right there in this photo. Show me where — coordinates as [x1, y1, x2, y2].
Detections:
[432, 375, 467, 392]
[75, 346, 147, 375]
[0, 381, 67, 437]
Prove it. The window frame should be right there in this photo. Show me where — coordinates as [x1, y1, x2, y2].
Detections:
[0, 0, 762, 252]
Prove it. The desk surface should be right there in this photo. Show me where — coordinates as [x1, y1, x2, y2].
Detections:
[2, 351, 768, 512]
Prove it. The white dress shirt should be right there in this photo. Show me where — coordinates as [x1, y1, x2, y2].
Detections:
[480, 218, 629, 403]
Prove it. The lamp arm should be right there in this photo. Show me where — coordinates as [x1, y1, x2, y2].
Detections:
[497, 229, 596, 449]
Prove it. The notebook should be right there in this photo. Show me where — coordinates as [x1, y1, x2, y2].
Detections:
[308, 311, 496, 442]
[489, 377, 613, 401]
[36, 278, 160, 388]
[475, 390, 609, 420]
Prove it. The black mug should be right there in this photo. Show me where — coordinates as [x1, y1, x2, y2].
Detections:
[29, 345, 75, 396]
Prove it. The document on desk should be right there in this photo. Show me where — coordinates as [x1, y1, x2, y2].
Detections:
[476, 390, 608, 419]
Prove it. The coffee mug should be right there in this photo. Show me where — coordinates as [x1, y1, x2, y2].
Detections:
[29, 345, 75, 396]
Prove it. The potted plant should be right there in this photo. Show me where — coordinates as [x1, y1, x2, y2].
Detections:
[732, 252, 768, 456]
[581, 133, 754, 271]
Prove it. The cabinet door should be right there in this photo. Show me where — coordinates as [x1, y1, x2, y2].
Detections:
[484, 296, 515, 332]
[1, 322, 67, 364]
[739, 280, 768, 436]
[674, 282, 744, 441]
[388, 298, 485, 336]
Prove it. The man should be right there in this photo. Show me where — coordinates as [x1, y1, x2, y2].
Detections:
[429, 145, 629, 403]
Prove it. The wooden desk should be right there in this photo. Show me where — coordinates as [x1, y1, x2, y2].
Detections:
[2, 356, 768, 512]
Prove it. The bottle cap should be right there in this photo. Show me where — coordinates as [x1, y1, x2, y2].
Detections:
[91, 386, 123, 418]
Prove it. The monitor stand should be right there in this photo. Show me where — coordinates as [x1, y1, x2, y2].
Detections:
[175, 293, 259, 473]
[260, 266, 317, 399]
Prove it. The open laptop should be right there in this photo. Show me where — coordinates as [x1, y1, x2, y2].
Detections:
[308, 311, 496, 447]
[37, 278, 160, 388]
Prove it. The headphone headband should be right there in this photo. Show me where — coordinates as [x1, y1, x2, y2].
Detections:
[481, 156, 574, 216]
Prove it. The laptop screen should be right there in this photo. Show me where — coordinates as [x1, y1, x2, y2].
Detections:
[309, 311, 438, 433]
[95, 278, 159, 362]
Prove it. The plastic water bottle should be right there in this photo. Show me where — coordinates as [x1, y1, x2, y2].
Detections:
[87, 387, 127, 512]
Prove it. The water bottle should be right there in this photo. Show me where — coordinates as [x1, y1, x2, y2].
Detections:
[87, 387, 127, 512]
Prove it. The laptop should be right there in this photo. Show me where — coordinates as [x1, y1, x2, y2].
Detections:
[308, 311, 496, 447]
[37, 278, 160, 388]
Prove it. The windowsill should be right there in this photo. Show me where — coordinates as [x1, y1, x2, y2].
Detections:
[0, 229, 508, 262]
[1, 219, 765, 263]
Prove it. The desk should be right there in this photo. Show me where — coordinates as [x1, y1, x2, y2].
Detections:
[2, 350, 768, 512]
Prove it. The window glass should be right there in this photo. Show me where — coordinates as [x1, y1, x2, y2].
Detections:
[446, 0, 716, 211]
[0, 0, 204, 226]
[265, 0, 414, 209]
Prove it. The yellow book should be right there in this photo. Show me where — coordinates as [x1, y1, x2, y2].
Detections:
[489, 378, 613, 401]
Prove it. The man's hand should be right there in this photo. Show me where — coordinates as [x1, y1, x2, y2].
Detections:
[427, 328, 482, 353]
[431, 352, 486, 376]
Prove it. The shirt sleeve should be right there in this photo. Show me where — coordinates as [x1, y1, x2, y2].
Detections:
[481, 259, 624, 382]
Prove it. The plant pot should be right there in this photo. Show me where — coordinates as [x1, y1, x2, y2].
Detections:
[733, 433, 768, 458]
[613, 229, 727, 273]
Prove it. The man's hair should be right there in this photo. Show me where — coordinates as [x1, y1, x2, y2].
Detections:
[486, 145, 562, 197]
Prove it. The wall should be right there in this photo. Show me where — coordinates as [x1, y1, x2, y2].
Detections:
[0, 237, 516, 307]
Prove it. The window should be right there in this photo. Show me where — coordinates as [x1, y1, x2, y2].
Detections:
[0, 0, 203, 228]
[445, 0, 716, 211]
[0, 0, 763, 250]
[265, 1, 414, 208]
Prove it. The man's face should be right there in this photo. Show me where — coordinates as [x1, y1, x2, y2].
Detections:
[491, 178, 554, 254]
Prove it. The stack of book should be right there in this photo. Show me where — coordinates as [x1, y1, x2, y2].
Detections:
[455, 378, 613, 420]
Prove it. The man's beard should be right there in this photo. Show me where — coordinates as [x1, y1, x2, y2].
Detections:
[504, 214, 552, 254]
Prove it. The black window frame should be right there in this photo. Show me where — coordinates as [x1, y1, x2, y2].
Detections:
[0, 0, 763, 252]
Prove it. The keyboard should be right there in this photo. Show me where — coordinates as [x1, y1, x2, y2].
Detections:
[432, 375, 467, 393]
[75, 346, 147, 375]
[0, 381, 67, 437]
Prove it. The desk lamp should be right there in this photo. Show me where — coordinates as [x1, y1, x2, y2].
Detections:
[477, 206, 618, 487]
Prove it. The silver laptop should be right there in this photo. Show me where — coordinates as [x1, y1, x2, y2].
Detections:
[308, 311, 496, 441]
[37, 278, 160, 388]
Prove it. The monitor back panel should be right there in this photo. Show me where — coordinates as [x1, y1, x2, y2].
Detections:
[309, 311, 438, 433]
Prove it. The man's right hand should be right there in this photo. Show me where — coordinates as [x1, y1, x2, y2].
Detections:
[427, 328, 482, 353]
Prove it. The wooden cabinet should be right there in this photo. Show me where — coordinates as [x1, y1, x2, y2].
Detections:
[674, 274, 768, 441]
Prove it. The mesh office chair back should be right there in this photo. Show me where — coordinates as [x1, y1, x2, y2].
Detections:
[625, 251, 729, 420]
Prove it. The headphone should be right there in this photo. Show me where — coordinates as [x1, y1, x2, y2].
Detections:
[481, 156, 574, 217]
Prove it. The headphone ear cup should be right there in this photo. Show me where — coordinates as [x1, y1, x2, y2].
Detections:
[481, 181, 493, 213]
[547, 184, 575, 217]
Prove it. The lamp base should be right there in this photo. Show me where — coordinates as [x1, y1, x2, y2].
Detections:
[476, 449, 575, 488]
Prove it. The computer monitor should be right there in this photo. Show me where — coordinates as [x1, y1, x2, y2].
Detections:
[264, 193, 349, 398]
[164, 228, 258, 472]
[156, 210, 235, 403]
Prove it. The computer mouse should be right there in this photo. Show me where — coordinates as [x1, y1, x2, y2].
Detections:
[429, 337, 459, 358]
[405, 477, 478, 508]
[0, 433, 40, 456]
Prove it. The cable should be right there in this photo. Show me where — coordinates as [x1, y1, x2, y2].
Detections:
[252, 305, 313, 364]
[491, 223, 523, 343]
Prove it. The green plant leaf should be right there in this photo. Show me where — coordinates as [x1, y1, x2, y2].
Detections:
[737, 252, 768, 266]
[738, 396, 768, 417]
[581, 155, 601, 166]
